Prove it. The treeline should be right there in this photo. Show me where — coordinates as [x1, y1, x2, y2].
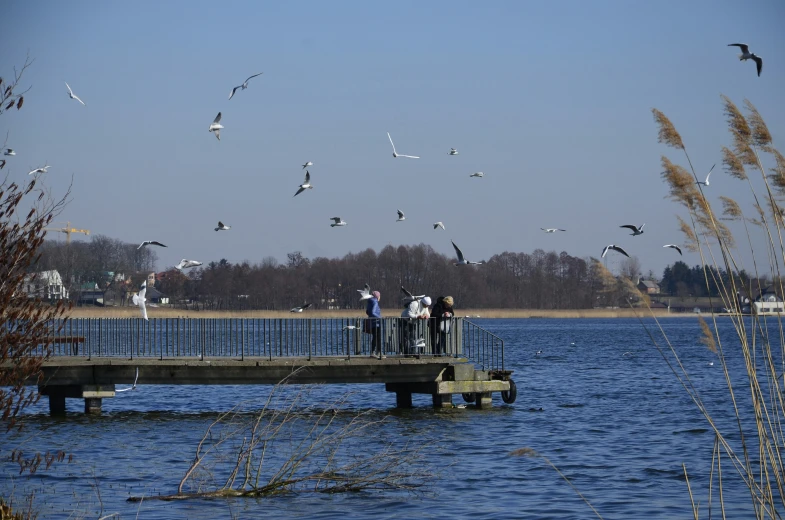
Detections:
[659, 261, 753, 298]
[163, 247, 607, 310]
[32, 238, 637, 310]
[34, 235, 158, 296]
[161, 246, 611, 310]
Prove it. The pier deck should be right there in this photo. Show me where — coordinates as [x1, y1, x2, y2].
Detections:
[13, 317, 515, 413]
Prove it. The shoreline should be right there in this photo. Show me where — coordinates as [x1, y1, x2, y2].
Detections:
[63, 307, 693, 319]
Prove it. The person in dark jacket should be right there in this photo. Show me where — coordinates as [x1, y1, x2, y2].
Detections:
[365, 291, 383, 357]
[429, 296, 454, 355]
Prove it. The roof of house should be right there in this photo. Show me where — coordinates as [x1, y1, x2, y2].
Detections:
[638, 280, 660, 289]
[146, 286, 164, 299]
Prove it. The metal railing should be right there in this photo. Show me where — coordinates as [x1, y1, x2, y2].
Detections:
[36, 317, 504, 371]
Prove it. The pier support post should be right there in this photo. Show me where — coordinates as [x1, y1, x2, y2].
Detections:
[432, 393, 452, 408]
[48, 394, 66, 416]
[475, 392, 493, 409]
[84, 398, 102, 414]
[396, 391, 413, 408]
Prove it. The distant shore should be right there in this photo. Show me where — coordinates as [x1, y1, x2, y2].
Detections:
[64, 307, 690, 319]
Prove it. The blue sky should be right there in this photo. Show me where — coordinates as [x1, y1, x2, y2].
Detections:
[1, 1, 783, 277]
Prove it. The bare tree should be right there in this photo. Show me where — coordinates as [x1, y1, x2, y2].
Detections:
[1, 56, 72, 430]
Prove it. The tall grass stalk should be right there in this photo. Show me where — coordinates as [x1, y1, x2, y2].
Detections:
[646, 97, 785, 517]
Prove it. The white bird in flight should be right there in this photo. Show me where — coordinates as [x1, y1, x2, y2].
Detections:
[452, 240, 484, 266]
[697, 164, 715, 186]
[3, 149, 15, 156]
[342, 325, 357, 331]
[290, 302, 312, 313]
[228, 72, 263, 100]
[294, 171, 313, 197]
[400, 286, 425, 302]
[728, 43, 763, 77]
[132, 281, 149, 321]
[601, 245, 630, 258]
[620, 224, 645, 236]
[215, 221, 231, 231]
[387, 132, 419, 159]
[116, 367, 139, 393]
[209, 112, 223, 141]
[434, 222, 445, 230]
[448, 148, 459, 155]
[27, 165, 50, 175]
[137, 240, 167, 249]
[65, 82, 86, 106]
[541, 228, 566, 233]
[175, 259, 203, 270]
[396, 209, 405, 222]
[330, 217, 347, 227]
[302, 161, 313, 169]
[663, 244, 683, 255]
[470, 172, 484, 178]
[357, 283, 373, 301]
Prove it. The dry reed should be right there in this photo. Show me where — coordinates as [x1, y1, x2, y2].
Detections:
[647, 96, 785, 518]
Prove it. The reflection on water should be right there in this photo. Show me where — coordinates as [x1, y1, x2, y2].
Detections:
[0, 318, 772, 518]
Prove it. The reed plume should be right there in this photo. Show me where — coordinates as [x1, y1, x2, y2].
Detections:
[652, 109, 684, 149]
[721, 146, 747, 181]
[698, 316, 717, 354]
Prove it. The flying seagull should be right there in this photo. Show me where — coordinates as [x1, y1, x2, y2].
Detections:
[209, 112, 223, 141]
[132, 281, 149, 321]
[137, 240, 167, 249]
[342, 325, 357, 331]
[330, 217, 347, 227]
[396, 209, 405, 222]
[65, 82, 86, 106]
[3, 149, 14, 156]
[728, 43, 763, 77]
[620, 224, 645, 236]
[434, 222, 445, 230]
[215, 221, 231, 231]
[663, 244, 683, 255]
[387, 132, 419, 159]
[116, 367, 139, 393]
[294, 171, 313, 197]
[448, 148, 459, 155]
[175, 259, 203, 270]
[357, 283, 374, 301]
[290, 302, 312, 313]
[228, 72, 263, 100]
[601, 245, 630, 258]
[302, 161, 313, 169]
[541, 228, 566, 233]
[470, 172, 484, 178]
[27, 165, 50, 175]
[400, 286, 425, 302]
[697, 164, 715, 186]
[452, 240, 484, 266]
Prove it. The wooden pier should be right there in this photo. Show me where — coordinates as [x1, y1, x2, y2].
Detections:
[22, 317, 515, 414]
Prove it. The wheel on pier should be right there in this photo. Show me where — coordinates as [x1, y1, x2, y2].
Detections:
[462, 393, 476, 403]
[501, 379, 517, 404]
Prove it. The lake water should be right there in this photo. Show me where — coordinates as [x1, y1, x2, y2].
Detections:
[1, 317, 777, 519]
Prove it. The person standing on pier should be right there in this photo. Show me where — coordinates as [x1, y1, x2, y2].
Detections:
[365, 291, 383, 358]
[429, 296, 454, 356]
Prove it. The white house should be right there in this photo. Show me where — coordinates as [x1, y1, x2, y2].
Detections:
[754, 288, 785, 315]
[738, 287, 785, 315]
[24, 270, 69, 300]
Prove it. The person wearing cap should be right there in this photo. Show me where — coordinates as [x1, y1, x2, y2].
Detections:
[365, 290, 383, 357]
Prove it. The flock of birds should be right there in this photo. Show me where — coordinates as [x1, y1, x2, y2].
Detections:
[2, 43, 765, 321]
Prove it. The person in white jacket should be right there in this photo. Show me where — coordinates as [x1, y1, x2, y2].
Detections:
[400, 296, 431, 354]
